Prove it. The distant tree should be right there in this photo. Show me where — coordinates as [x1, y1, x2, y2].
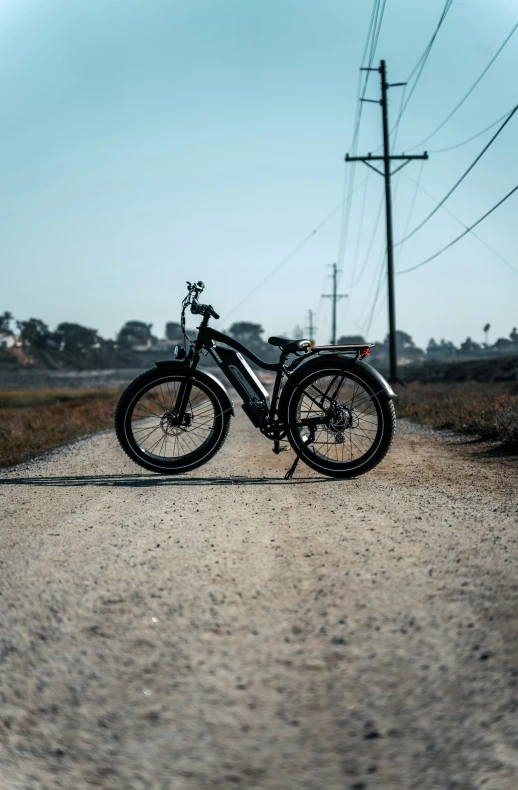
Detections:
[427, 338, 439, 352]
[510, 327, 518, 344]
[117, 321, 155, 349]
[228, 321, 275, 361]
[99, 337, 117, 351]
[56, 322, 99, 352]
[337, 334, 366, 345]
[228, 322, 264, 345]
[483, 322, 491, 346]
[165, 321, 182, 341]
[439, 338, 458, 356]
[381, 330, 423, 358]
[16, 318, 57, 349]
[460, 337, 481, 355]
[292, 324, 304, 339]
[0, 311, 14, 346]
[493, 337, 513, 353]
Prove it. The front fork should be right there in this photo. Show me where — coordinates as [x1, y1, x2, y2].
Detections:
[174, 370, 196, 422]
[174, 315, 209, 420]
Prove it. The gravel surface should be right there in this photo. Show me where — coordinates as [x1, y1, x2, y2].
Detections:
[1, 412, 517, 790]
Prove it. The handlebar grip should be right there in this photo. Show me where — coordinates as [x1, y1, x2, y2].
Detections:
[190, 303, 219, 319]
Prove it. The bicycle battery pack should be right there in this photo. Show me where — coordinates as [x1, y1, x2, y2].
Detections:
[209, 345, 270, 427]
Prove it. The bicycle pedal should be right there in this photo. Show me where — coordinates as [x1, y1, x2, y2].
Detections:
[273, 445, 289, 454]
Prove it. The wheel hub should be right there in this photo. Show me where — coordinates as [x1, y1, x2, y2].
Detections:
[326, 404, 358, 441]
[159, 410, 192, 436]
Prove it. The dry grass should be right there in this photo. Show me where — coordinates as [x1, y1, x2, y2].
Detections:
[0, 389, 119, 469]
[395, 382, 518, 449]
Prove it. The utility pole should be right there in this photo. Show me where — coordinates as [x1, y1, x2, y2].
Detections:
[322, 263, 348, 345]
[306, 309, 317, 340]
[346, 59, 428, 383]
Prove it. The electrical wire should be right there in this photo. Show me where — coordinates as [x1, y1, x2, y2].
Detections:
[344, 2, 450, 310]
[336, 0, 381, 268]
[363, 247, 387, 336]
[220, 177, 370, 323]
[405, 20, 518, 152]
[428, 104, 518, 153]
[350, 171, 370, 285]
[401, 169, 518, 275]
[391, 0, 454, 128]
[395, 159, 425, 268]
[397, 184, 518, 275]
[337, 0, 387, 286]
[350, 188, 384, 288]
[394, 104, 517, 246]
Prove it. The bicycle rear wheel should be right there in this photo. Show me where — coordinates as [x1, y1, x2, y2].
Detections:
[284, 362, 395, 478]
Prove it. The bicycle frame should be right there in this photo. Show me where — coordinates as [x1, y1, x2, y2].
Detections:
[171, 310, 377, 441]
[183, 316, 290, 432]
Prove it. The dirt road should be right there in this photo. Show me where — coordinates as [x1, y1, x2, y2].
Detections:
[1, 412, 517, 790]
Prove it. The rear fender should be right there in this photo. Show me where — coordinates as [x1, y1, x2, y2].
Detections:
[279, 355, 395, 415]
[154, 360, 235, 415]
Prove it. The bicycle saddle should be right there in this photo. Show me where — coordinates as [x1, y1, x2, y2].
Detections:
[268, 336, 311, 354]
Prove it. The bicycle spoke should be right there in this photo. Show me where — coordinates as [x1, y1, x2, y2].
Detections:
[294, 370, 381, 466]
[129, 379, 217, 460]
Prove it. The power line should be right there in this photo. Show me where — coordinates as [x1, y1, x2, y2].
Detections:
[392, 0, 454, 127]
[405, 20, 518, 152]
[221, 177, 369, 323]
[428, 104, 517, 153]
[363, 248, 387, 336]
[336, 0, 381, 268]
[401, 169, 518, 275]
[350, 188, 384, 288]
[350, 170, 370, 285]
[395, 159, 425, 268]
[394, 104, 517, 246]
[367, 0, 453, 152]
[337, 0, 387, 286]
[220, 202, 343, 323]
[397, 184, 518, 275]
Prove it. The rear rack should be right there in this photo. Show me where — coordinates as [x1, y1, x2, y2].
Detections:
[313, 343, 374, 361]
[314, 344, 374, 351]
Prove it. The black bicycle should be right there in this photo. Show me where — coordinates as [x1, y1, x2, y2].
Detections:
[115, 281, 396, 479]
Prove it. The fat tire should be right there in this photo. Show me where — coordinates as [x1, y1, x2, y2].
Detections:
[284, 363, 396, 479]
[115, 368, 231, 474]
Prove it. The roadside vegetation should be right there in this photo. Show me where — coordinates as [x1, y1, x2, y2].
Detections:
[0, 389, 119, 469]
[395, 382, 518, 449]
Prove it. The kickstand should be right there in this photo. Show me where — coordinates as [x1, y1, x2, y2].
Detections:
[284, 428, 315, 481]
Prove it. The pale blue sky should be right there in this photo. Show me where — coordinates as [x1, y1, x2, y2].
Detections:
[1, 0, 517, 348]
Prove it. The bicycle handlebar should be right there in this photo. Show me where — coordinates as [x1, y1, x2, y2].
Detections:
[191, 302, 219, 320]
[184, 280, 219, 320]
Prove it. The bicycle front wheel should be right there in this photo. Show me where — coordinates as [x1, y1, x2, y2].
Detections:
[115, 369, 231, 474]
[284, 363, 396, 478]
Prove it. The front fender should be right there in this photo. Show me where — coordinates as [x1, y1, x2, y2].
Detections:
[154, 360, 235, 415]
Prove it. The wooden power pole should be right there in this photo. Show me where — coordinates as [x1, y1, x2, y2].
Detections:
[346, 59, 428, 382]
[322, 263, 348, 345]
[306, 309, 317, 340]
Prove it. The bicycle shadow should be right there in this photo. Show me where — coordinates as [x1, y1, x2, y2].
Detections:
[0, 473, 341, 488]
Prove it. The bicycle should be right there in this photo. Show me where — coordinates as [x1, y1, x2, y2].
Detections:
[115, 281, 396, 479]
